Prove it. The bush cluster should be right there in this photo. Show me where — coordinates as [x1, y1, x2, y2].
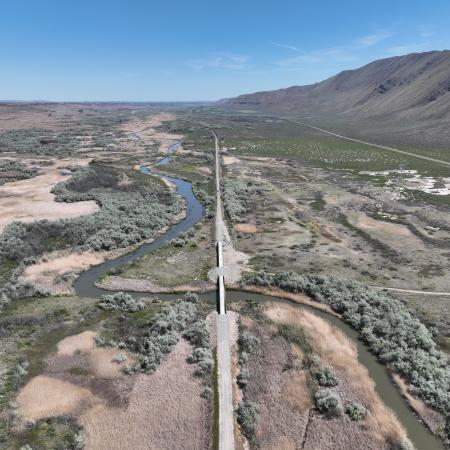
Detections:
[315, 367, 339, 387]
[99, 295, 210, 378]
[346, 402, 367, 421]
[314, 388, 343, 417]
[0, 164, 181, 305]
[0, 164, 180, 262]
[0, 128, 85, 155]
[98, 292, 145, 312]
[241, 271, 450, 432]
[236, 400, 258, 440]
[184, 312, 213, 378]
[223, 179, 257, 223]
[0, 159, 39, 185]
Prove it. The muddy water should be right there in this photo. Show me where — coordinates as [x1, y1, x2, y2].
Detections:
[73, 144, 444, 450]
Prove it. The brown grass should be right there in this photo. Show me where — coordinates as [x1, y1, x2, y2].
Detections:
[238, 285, 337, 316]
[355, 213, 412, 236]
[17, 376, 100, 421]
[81, 339, 209, 450]
[16, 330, 134, 424]
[265, 304, 407, 446]
[223, 156, 241, 165]
[393, 374, 446, 434]
[56, 330, 97, 356]
[234, 223, 257, 233]
[24, 251, 105, 294]
[15, 331, 209, 449]
[242, 320, 310, 449]
[121, 112, 183, 153]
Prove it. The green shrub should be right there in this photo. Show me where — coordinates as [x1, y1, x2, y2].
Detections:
[238, 330, 259, 355]
[223, 179, 257, 223]
[237, 367, 250, 388]
[188, 347, 214, 376]
[315, 388, 343, 417]
[0, 164, 181, 302]
[315, 367, 339, 387]
[184, 319, 209, 347]
[0, 159, 39, 185]
[98, 292, 145, 312]
[236, 400, 258, 440]
[346, 402, 367, 421]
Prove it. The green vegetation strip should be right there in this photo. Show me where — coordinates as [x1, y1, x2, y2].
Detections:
[240, 271, 450, 441]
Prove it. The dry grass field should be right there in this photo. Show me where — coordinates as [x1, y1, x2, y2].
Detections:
[235, 302, 408, 449]
[13, 329, 211, 450]
[264, 303, 407, 447]
[81, 339, 209, 450]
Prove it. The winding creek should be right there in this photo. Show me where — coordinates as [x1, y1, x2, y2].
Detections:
[74, 141, 443, 450]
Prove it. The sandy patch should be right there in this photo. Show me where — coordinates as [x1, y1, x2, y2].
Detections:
[16, 330, 135, 426]
[88, 348, 128, 379]
[0, 157, 98, 233]
[223, 156, 241, 165]
[234, 223, 257, 233]
[222, 225, 250, 284]
[23, 250, 105, 294]
[57, 331, 97, 356]
[17, 375, 100, 421]
[354, 214, 412, 237]
[122, 112, 183, 153]
[81, 339, 208, 450]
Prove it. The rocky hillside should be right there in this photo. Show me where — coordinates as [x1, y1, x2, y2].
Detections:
[224, 51, 450, 131]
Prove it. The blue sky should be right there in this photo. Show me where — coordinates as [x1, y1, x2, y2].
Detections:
[1, 0, 449, 101]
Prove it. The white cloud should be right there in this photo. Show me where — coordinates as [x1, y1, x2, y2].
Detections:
[418, 26, 435, 39]
[275, 47, 357, 68]
[386, 42, 434, 55]
[273, 30, 392, 69]
[189, 53, 250, 70]
[354, 30, 392, 48]
[270, 42, 299, 52]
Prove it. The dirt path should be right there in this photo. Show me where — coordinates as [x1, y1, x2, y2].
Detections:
[371, 286, 450, 296]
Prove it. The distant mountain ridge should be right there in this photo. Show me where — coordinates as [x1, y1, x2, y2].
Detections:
[224, 51, 450, 124]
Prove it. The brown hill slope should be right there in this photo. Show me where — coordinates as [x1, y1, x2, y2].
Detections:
[224, 51, 450, 132]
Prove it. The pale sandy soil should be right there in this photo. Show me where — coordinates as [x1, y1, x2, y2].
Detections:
[56, 330, 97, 356]
[81, 339, 209, 450]
[222, 225, 250, 284]
[265, 304, 408, 447]
[23, 250, 105, 294]
[354, 213, 412, 236]
[122, 112, 183, 153]
[16, 331, 134, 423]
[0, 157, 98, 233]
[17, 376, 99, 421]
[223, 156, 241, 165]
[234, 223, 257, 233]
